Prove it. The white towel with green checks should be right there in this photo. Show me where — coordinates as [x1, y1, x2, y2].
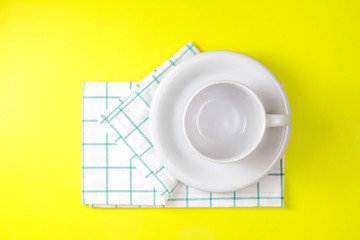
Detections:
[98, 43, 199, 203]
[81, 42, 285, 207]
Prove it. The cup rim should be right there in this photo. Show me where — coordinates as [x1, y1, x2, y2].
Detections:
[183, 80, 267, 164]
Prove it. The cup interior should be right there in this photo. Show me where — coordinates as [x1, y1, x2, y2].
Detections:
[184, 81, 266, 163]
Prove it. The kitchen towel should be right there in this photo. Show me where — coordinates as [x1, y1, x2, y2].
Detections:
[82, 82, 284, 207]
[81, 42, 285, 207]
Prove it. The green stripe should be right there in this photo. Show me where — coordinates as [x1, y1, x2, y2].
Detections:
[257, 182, 260, 207]
[82, 119, 98, 122]
[82, 166, 136, 169]
[119, 138, 137, 159]
[160, 189, 168, 196]
[167, 196, 283, 201]
[106, 133, 108, 204]
[153, 63, 172, 79]
[137, 93, 150, 108]
[130, 157, 133, 205]
[108, 106, 124, 122]
[105, 84, 109, 205]
[153, 188, 156, 205]
[101, 115, 122, 141]
[82, 83, 85, 204]
[82, 96, 122, 99]
[280, 158, 284, 207]
[102, 116, 122, 140]
[105, 76, 157, 122]
[115, 79, 156, 113]
[173, 45, 193, 64]
[233, 192, 236, 207]
[268, 173, 284, 176]
[100, 101, 124, 123]
[209, 193, 212, 207]
[82, 143, 116, 146]
[139, 145, 153, 157]
[101, 103, 123, 123]
[155, 166, 164, 175]
[82, 190, 154, 193]
[186, 185, 188, 207]
[106, 82, 108, 108]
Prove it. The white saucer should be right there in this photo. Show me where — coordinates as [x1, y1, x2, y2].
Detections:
[149, 51, 291, 192]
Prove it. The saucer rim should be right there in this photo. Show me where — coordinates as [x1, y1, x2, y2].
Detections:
[149, 50, 291, 192]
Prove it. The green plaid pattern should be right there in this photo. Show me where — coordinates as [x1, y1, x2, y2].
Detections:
[82, 81, 284, 207]
[82, 82, 166, 205]
[98, 42, 200, 203]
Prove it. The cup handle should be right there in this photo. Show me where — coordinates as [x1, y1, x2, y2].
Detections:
[266, 114, 289, 127]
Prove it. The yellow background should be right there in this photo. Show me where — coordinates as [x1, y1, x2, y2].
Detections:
[1, 0, 359, 239]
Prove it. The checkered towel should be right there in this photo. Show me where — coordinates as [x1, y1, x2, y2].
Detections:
[81, 42, 285, 207]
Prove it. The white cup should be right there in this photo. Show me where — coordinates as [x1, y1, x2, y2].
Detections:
[183, 81, 289, 163]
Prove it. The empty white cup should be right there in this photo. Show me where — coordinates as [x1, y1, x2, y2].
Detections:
[183, 81, 289, 163]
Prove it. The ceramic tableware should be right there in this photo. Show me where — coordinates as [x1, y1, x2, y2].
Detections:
[183, 80, 289, 163]
[149, 51, 291, 192]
